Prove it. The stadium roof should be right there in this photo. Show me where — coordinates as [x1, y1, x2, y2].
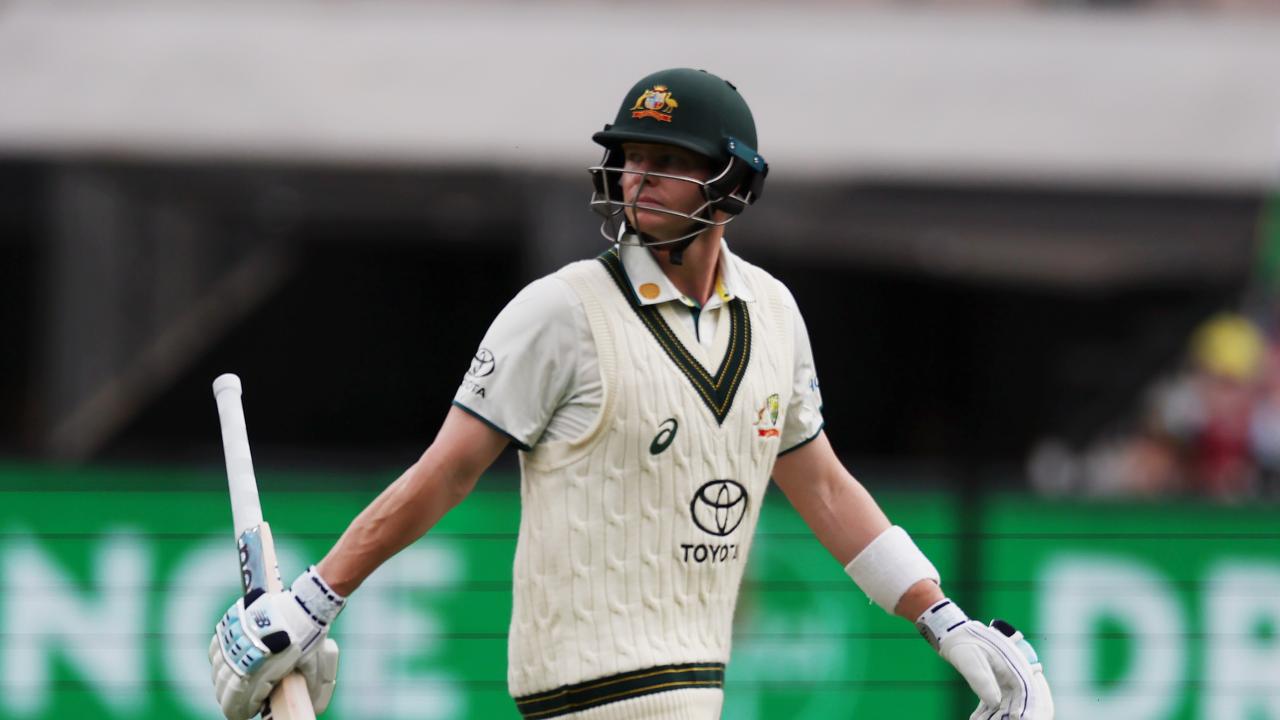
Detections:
[0, 2, 1277, 190]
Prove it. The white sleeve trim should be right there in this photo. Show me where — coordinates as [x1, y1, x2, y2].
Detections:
[844, 525, 940, 614]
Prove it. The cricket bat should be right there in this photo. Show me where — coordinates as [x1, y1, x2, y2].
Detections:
[214, 373, 317, 720]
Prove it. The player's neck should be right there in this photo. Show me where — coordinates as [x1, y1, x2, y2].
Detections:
[651, 228, 723, 307]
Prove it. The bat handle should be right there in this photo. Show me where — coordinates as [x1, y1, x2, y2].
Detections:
[213, 374, 316, 720]
[247, 523, 314, 718]
[265, 673, 317, 720]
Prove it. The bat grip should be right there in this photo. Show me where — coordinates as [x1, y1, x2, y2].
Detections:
[214, 373, 264, 536]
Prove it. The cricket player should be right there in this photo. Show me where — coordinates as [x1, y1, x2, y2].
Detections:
[210, 68, 1053, 720]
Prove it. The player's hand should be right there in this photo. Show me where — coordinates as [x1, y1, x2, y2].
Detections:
[944, 620, 1053, 720]
[208, 566, 345, 720]
[917, 599, 1054, 719]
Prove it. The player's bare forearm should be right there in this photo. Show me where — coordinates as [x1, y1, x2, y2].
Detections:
[772, 431, 943, 620]
[316, 406, 508, 596]
[315, 456, 463, 596]
[772, 432, 891, 564]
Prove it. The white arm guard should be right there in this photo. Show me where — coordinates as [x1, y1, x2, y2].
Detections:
[843, 525, 940, 613]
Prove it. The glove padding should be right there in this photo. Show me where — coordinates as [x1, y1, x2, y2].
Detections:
[297, 638, 340, 711]
[918, 599, 1054, 719]
[209, 566, 345, 720]
[208, 633, 339, 719]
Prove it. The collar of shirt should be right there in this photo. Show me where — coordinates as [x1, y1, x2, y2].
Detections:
[617, 237, 755, 309]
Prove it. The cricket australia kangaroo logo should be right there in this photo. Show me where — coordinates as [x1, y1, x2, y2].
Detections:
[754, 393, 781, 438]
[690, 480, 749, 537]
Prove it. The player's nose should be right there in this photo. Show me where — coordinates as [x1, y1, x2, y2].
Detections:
[622, 168, 658, 192]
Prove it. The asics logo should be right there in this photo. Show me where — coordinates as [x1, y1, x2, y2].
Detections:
[649, 418, 678, 455]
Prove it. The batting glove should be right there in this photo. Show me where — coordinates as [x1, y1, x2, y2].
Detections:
[208, 566, 345, 720]
[917, 599, 1054, 720]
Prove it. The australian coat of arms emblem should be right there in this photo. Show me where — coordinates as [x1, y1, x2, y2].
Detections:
[631, 85, 679, 122]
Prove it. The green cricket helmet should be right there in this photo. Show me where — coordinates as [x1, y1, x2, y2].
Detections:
[588, 68, 769, 250]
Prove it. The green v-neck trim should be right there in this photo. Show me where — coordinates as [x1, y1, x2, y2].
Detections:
[598, 248, 751, 425]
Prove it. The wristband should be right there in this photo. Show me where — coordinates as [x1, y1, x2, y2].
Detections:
[291, 565, 347, 627]
[915, 598, 969, 651]
[844, 525, 940, 613]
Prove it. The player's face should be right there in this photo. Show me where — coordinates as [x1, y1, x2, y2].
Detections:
[618, 143, 714, 241]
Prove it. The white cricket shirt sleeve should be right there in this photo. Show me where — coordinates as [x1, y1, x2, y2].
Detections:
[452, 275, 597, 450]
[777, 283, 825, 455]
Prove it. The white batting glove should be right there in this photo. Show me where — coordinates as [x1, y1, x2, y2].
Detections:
[208, 566, 345, 720]
[296, 637, 340, 712]
[917, 599, 1054, 720]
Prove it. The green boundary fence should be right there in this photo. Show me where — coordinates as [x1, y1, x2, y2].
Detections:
[1, 463, 1278, 719]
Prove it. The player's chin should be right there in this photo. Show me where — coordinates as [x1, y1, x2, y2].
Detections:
[632, 208, 684, 239]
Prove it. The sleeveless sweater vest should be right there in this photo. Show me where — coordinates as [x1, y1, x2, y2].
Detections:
[508, 250, 795, 718]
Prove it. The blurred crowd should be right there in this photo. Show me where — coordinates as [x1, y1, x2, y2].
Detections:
[1122, 313, 1280, 500]
[1032, 312, 1280, 502]
[1029, 194, 1280, 502]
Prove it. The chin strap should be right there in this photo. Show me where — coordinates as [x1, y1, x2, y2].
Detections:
[631, 226, 700, 266]
[639, 210, 710, 266]
[667, 237, 693, 265]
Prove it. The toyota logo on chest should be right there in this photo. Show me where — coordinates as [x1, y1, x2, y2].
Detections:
[689, 480, 749, 537]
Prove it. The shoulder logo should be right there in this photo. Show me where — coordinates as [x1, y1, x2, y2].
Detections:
[754, 393, 781, 437]
[650, 417, 678, 455]
[468, 348, 495, 378]
[631, 85, 678, 123]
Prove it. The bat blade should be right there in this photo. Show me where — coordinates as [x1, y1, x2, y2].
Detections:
[214, 373, 317, 720]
